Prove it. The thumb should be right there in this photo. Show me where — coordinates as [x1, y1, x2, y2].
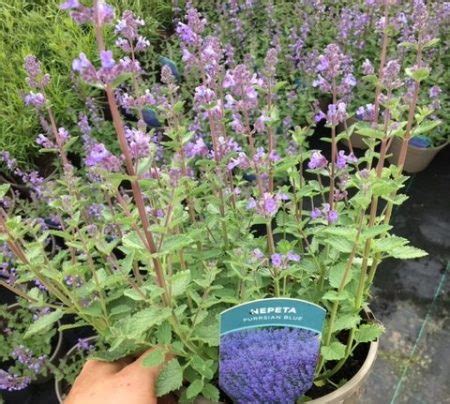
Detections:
[123, 347, 173, 380]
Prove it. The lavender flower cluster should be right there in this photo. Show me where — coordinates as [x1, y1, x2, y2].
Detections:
[219, 327, 319, 403]
[0, 370, 31, 391]
[0, 346, 48, 391]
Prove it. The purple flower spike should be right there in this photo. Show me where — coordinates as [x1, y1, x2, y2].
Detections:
[311, 208, 322, 219]
[287, 251, 301, 262]
[308, 151, 328, 170]
[59, 0, 79, 10]
[220, 328, 320, 403]
[0, 370, 31, 391]
[271, 253, 283, 268]
[100, 50, 115, 69]
[327, 210, 339, 224]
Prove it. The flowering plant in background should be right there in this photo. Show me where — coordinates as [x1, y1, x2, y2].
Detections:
[54, 337, 101, 393]
[0, 0, 444, 401]
[0, 301, 57, 391]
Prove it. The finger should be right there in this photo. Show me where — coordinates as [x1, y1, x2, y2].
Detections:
[122, 348, 173, 380]
[78, 359, 128, 379]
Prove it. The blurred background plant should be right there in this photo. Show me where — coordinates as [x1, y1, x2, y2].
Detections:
[0, 0, 175, 167]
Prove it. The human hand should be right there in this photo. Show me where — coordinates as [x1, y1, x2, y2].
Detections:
[64, 349, 165, 404]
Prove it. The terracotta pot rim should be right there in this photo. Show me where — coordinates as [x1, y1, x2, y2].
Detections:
[308, 338, 379, 403]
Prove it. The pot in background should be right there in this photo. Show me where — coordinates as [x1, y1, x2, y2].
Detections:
[55, 335, 97, 403]
[387, 136, 448, 173]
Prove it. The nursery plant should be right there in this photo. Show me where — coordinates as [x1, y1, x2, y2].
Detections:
[0, 300, 60, 391]
[0, 0, 442, 402]
[0, 0, 174, 166]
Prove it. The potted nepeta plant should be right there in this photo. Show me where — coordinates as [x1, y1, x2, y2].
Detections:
[0, 1, 433, 402]
[0, 300, 62, 392]
[387, 83, 448, 173]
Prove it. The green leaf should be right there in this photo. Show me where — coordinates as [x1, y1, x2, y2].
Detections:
[0, 184, 10, 199]
[321, 341, 346, 360]
[122, 232, 147, 251]
[354, 324, 384, 343]
[171, 270, 191, 297]
[355, 126, 385, 140]
[325, 237, 354, 253]
[382, 193, 409, 206]
[361, 224, 392, 239]
[24, 310, 62, 338]
[323, 227, 357, 239]
[160, 234, 194, 254]
[123, 288, 146, 301]
[156, 321, 172, 345]
[190, 355, 215, 379]
[186, 379, 204, 399]
[118, 307, 172, 340]
[389, 245, 428, 259]
[322, 290, 350, 301]
[413, 120, 441, 135]
[329, 262, 353, 289]
[156, 359, 183, 397]
[202, 383, 220, 401]
[143, 348, 166, 368]
[405, 67, 430, 82]
[332, 314, 361, 332]
[422, 38, 440, 49]
[374, 236, 408, 252]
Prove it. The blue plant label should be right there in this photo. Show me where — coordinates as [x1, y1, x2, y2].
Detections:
[220, 297, 326, 336]
[410, 135, 431, 148]
[219, 299, 326, 402]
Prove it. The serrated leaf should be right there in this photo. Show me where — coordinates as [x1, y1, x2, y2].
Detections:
[374, 236, 408, 252]
[24, 310, 62, 338]
[322, 290, 350, 301]
[329, 262, 353, 289]
[143, 348, 166, 368]
[122, 232, 146, 251]
[321, 341, 346, 360]
[325, 237, 354, 253]
[160, 234, 194, 254]
[171, 270, 191, 297]
[389, 245, 428, 259]
[156, 321, 172, 344]
[405, 67, 430, 82]
[323, 227, 357, 239]
[123, 288, 146, 301]
[361, 224, 392, 239]
[354, 323, 384, 343]
[413, 120, 441, 135]
[356, 126, 385, 140]
[117, 307, 172, 340]
[156, 359, 183, 397]
[190, 355, 215, 379]
[332, 314, 361, 332]
[422, 38, 440, 49]
[186, 379, 204, 399]
[202, 383, 220, 401]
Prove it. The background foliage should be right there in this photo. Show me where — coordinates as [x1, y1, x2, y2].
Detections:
[0, 0, 174, 166]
